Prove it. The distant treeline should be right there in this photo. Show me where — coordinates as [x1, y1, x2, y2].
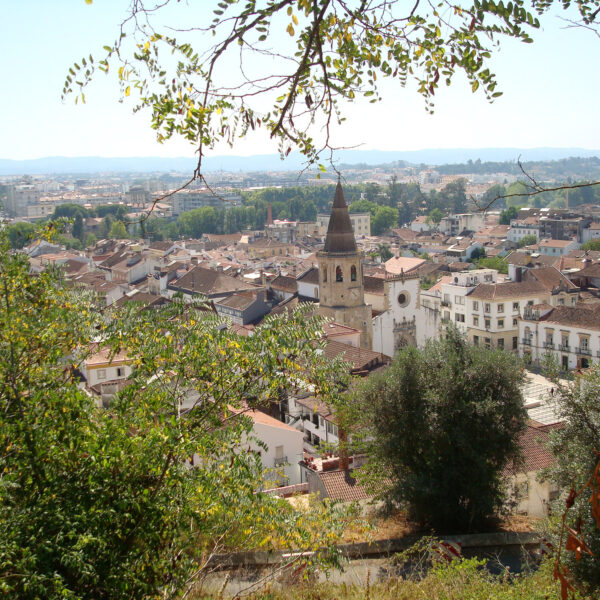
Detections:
[9, 174, 600, 248]
[435, 156, 600, 179]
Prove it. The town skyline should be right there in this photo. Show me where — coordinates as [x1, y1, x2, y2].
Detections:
[2, 2, 600, 161]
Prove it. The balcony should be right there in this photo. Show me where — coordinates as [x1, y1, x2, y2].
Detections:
[273, 456, 288, 467]
[441, 300, 451, 307]
[558, 344, 570, 352]
[521, 338, 532, 346]
[576, 347, 591, 356]
[543, 342, 555, 350]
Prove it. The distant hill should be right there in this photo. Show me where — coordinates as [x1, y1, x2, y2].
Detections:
[1, 148, 599, 175]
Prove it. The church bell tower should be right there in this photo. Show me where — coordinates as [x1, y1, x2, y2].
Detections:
[317, 181, 373, 349]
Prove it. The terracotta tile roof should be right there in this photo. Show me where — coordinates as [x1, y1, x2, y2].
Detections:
[318, 470, 369, 501]
[467, 280, 547, 300]
[523, 267, 578, 291]
[540, 304, 600, 330]
[169, 265, 259, 296]
[297, 266, 319, 284]
[216, 291, 258, 310]
[323, 322, 361, 339]
[363, 275, 385, 294]
[271, 274, 297, 293]
[539, 239, 576, 248]
[385, 256, 426, 275]
[507, 252, 557, 268]
[577, 262, 600, 278]
[149, 241, 175, 251]
[324, 339, 390, 372]
[505, 423, 557, 475]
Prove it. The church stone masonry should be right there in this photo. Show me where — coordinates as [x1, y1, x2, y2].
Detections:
[317, 182, 373, 349]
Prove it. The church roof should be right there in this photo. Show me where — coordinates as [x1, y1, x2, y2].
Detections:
[323, 182, 357, 254]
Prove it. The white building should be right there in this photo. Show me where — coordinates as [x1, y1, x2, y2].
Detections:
[519, 303, 600, 371]
[507, 220, 540, 243]
[246, 410, 305, 487]
[372, 272, 422, 356]
[538, 239, 580, 256]
[84, 347, 132, 389]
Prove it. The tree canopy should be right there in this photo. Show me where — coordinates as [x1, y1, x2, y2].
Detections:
[546, 366, 600, 591]
[0, 225, 351, 598]
[359, 328, 526, 531]
[64, 0, 598, 174]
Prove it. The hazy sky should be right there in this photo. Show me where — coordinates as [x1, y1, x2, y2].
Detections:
[1, 1, 598, 160]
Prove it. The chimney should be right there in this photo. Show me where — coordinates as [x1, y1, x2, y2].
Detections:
[338, 427, 350, 471]
[515, 266, 522, 282]
[267, 203, 273, 226]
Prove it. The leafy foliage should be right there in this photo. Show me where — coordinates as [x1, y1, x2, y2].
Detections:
[358, 327, 526, 531]
[0, 226, 351, 598]
[517, 234, 538, 248]
[62, 0, 590, 170]
[545, 366, 600, 591]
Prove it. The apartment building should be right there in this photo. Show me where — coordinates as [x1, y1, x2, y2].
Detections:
[519, 303, 600, 370]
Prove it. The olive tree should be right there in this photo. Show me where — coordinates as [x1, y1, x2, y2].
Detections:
[359, 328, 527, 531]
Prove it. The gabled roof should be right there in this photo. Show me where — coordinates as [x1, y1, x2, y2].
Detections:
[324, 339, 390, 373]
[297, 266, 319, 284]
[318, 470, 369, 501]
[467, 280, 547, 300]
[169, 265, 259, 296]
[540, 303, 600, 330]
[523, 266, 578, 292]
[271, 274, 297, 293]
[323, 182, 357, 254]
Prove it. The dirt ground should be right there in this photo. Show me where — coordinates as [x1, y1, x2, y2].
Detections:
[341, 508, 538, 543]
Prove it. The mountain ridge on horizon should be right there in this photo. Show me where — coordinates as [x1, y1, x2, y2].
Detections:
[1, 147, 599, 176]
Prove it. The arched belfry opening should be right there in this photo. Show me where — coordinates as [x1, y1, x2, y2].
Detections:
[316, 180, 373, 349]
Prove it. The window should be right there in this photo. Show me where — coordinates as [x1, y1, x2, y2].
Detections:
[473, 336, 479, 346]
[513, 302, 519, 311]
[455, 313, 465, 323]
[558, 297, 565, 306]
[116, 367, 124, 377]
[351, 265, 357, 282]
[562, 355, 569, 370]
[319, 416, 325, 428]
[484, 274, 493, 282]
[498, 338, 505, 349]
[97, 369, 106, 380]
[322, 265, 327, 282]
[472, 301, 479, 311]
[513, 336, 518, 350]
[326, 421, 338, 437]
[498, 319, 504, 329]
[497, 303, 504, 313]
[455, 295, 464, 305]
[528, 300, 534, 306]
[581, 337, 590, 350]
[513, 318, 518, 327]
[473, 316, 479, 326]
[485, 319, 491, 329]
[484, 303, 491, 313]
[484, 337, 491, 349]
[335, 265, 343, 282]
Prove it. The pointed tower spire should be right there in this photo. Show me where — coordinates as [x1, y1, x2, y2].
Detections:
[324, 181, 357, 253]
